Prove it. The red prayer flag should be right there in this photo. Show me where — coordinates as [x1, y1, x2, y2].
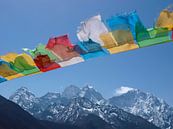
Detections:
[34, 55, 61, 72]
[46, 35, 74, 49]
[46, 35, 80, 61]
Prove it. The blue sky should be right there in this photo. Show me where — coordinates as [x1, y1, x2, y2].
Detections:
[0, 0, 173, 105]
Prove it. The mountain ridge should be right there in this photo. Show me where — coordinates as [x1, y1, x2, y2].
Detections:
[0, 94, 79, 129]
[0, 94, 118, 129]
[9, 85, 173, 129]
[109, 86, 173, 129]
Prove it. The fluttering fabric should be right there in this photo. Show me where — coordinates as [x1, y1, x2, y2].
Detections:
[100, 32, 117, 49]
[0, 6, 173, 84]
[136, 27, 172, 47]
[77, 39, 110, 60]
[24, 44, 61, 72]
[47, 35, 85, 66]
[101, 32, 139, 54]
[59, 57, 84, 67]
[77, 15, 108, 46]
[46, 35, 80, 61]
[23, 44, 59, 61]
[33, 55, 61, 72]
[106, 11, 145, 40]
[0, 59, 23, 80]
[0, 53, 40, 76]
[156, 6, 173, 30]
[102, 12, 139, 54]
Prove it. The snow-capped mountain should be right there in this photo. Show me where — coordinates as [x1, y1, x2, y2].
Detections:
[1, 94, 115, 129]
[38, 92, 61, 110]
[0, 95, 81, 129]
[9, 85, 172, 129]
[62, 85, 105, 104]
[39, 97, 159, 129]
[108, 87, 173, 129]
[79, 85, 105, 104]
[9, 87, 38, 113]
[62, 85, 81, 99]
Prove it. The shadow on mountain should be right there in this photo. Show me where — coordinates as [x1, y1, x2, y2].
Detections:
[0, 95, 80, 129]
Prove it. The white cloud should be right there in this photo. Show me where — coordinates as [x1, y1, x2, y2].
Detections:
[115, 87, 134, 96]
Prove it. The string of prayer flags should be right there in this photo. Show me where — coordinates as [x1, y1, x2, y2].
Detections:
[0, 6, 172, 83]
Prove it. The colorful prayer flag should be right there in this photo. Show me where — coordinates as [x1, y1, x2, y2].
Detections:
[77, 15, 108, 46]
[0, 53, 40, 76]
[0, 7, 172, 84]
[77, 39, 110, 60]
[58, 57, 84, 67]
[103, 12, 139, 54]
[24, 44, 61, 72]
[137, 27, 172, 48]
[46, 35, 80, 61]
[0, 59, 23, 80]
[106, 11, 145, 40]
[156, 6, 173, 30]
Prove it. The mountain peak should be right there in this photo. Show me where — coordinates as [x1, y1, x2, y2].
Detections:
[17, 86, 29, 92]
[80, 85, 104, 104]
[41, 92, 61, 99]
[109, 87, 173, 129]
[115, 86, 138, 96]
[83, 85, 94, 90]
[10, 86, 35, 99]
[62, 85, 81, 99]
[9, 87, 37, 110]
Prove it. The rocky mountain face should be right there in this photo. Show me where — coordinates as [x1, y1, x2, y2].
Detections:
[62, 85, 105, 104]
[0, 94, 80, 129]
[108, 87, 173, 129]
[40, 97, 160, 129]
[9, 85, 170, 129]
[0, 93, 119, 129]
[9, 87, 38, 112]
